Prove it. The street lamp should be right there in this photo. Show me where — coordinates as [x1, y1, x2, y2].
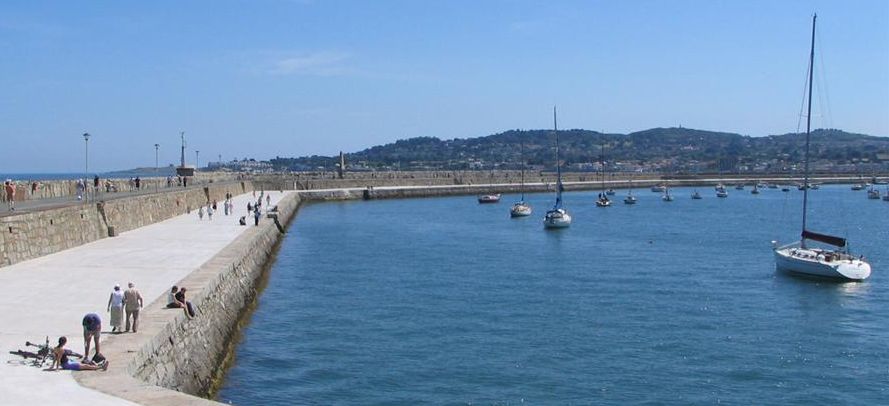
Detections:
[154, 143, 160, 192]
[196, 150, 200, 171]
[83, 132, 90, 201]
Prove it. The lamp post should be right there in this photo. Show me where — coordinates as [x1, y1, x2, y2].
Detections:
[196, 150, 200, 171]
[83, 132, 90, 202]
[154, 143, 160, 192]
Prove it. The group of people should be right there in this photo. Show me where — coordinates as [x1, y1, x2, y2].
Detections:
[105, 282, 144, 333]
[198, 197, 236, 221]
[166, 286, 197, 317]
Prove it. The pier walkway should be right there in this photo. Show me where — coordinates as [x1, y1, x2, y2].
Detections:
[0, 191, 291, 406]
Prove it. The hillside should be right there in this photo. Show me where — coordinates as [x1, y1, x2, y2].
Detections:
[269, 128, 889, 172]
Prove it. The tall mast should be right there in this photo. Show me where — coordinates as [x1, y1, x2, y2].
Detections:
[520, 139, 526, 201]
[801, 13, 816, 247]
[554, 106, 562, 208]
[600, 140, 606, 193]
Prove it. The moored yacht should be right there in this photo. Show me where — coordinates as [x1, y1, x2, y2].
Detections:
[478, 193, 501, 203]
[773, 14, 871, 281]
[510, 138, 532, 217]
[544, 107, 571, 229]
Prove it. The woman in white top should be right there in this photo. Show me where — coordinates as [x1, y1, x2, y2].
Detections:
[106, 285, 125, 333]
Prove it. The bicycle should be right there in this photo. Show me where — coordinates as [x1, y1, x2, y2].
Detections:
[8, 337, 58, 367]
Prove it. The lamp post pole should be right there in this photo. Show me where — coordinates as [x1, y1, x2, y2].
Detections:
[83, 132, 90, 202]
[196, 150, 200, 171]
[154, 143, 160, 192]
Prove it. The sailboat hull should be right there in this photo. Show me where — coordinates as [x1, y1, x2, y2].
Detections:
[543, 210, 571, 228]
[510, 203, 533, 217]
[774, 246, 871, 281]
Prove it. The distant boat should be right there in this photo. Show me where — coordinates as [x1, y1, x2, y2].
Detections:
[478, 194, 501, 204]
[595, 142, 611, 207]
[691, 190, 703, 199]
[510, 139, 532, 217]
[773, 14, 871, 281]
[751, 183, 760, 194]
[781, 186, 791, 192]
[651, 184, 666, 193]
[716, 184, 728, 198]
[851, 183, 865, 191]
[867, 186, 881, 200]
[662, 183, 674, 202]
[606, 189, 616, 196]
[624, 179, 637, 204]
[714, 183, 725, 191]
[544, 107, 571, 229]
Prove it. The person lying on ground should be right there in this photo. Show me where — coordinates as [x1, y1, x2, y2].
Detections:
[50, 336, 108, 371]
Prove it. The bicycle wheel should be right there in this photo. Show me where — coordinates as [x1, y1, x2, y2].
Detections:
[9, 350, 40, 359]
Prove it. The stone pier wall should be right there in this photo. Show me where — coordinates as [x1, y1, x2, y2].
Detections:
[75, 192, 301, 405]
[0, 181, 253, 267]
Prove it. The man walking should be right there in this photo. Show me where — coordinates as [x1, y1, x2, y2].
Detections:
[123, 282, 144, 333]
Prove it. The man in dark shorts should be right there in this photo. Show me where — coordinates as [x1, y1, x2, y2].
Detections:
[82, 313, 102, 360]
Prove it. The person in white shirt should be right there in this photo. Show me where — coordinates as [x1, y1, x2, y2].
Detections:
[106, 284, 124, 333]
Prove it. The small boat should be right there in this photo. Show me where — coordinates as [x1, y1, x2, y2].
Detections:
[596, 193, 612, 207]
[595, 143, 611, 207]
[714, 183, 725, 191]
[544, 107, 571, 229]
[478, 194, 501, 204]
[811, 183, 820, 190]
[867, 187, 881, 200]
[716, 184, 728, 198]
[510, 139, 532, 217]
[662, 187, 674, 202]
[751, 183, 760, 194]
[651, 185, 666, 193]
[774, 14, 871, 281]
[624, 179, 637, 204]
[691, 190, 703, 199]
[851, 184, 865, 191]
[781, 186, 791, 192]
[605, 189, 616, 196]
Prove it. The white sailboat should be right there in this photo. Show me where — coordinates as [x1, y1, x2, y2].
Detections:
[661, 183, 674, 202]
[544, 107, 571, 229]
[624, 178, 637, 204]
[773, 14, 871, 281]
[595, 142, 611, 207]
[510, 139, 532, 217]
[866, 184, 881, 200]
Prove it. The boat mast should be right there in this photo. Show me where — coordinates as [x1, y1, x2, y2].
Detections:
[554, 106, 563, 209]
[520, 139, 526, 201]
[801, 13, 816, 247]
[600, 141, 606, 194]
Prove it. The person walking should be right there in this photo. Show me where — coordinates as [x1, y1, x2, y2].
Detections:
[254, 206, 261, 226]
[207, 204, 214, 221]
[76, 178, 85, 200]
[266, 193, 271, 207]
[106, 284, 124, 333]
[198, 206, 204, 220]
[4, 180, 15, 211]
[123, 282, 143, 333]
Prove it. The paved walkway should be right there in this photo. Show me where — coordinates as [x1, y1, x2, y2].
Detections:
[0, 191, 291, 406]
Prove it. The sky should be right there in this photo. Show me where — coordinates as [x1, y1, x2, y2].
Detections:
[1, 0, 887, 172]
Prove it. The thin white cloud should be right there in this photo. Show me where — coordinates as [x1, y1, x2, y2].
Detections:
[268, 51, 354, 76]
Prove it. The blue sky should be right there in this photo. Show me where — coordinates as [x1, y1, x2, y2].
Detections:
[1, 0, 887, 172]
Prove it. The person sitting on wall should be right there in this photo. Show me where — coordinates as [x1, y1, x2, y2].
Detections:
[175, 287, 196, 318]
[50, 336, 108, 371]
[166, 286, 192, 317]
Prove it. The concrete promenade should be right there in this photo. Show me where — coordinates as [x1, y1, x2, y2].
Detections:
[0, 191, 290, 406]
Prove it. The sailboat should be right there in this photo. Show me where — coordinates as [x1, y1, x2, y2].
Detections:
[510, 140, 532, 217]
[716, 183, 728, 198]
[661, 182, 674, 202]
[691, 189, 703, 199]
[773, 14, 871, 281]
[866, 185, 881, 199]
[624, 178, 637, 204]
[595, 142, 611, 207]
[751, 182, 760, 194]
[544, 107, 572, 228]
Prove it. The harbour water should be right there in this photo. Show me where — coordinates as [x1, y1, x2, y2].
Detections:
[218, 185, 888, 404]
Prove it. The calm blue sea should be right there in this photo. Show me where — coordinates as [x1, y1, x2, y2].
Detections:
[218, 185, 889, 405]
